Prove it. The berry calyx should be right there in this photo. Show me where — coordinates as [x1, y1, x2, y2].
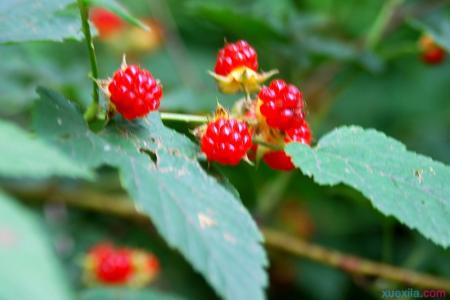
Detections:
[107, 62, 163, 120]
[94, 248, 133, 284]
[90, 8, 124, 39]
[210, 40, 277, 94]
[258, 79, 304, 130]
[419, 35, 446, 65]
[263, 120, 312, 171]
[201, 118, 252, 165]
[214, 40, 258, 76]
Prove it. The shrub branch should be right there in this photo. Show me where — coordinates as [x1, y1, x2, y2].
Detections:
[7, 184, 450, 292]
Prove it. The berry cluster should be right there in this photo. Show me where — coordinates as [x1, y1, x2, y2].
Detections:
[200, 40, 312, 170]
[100, 40, 311, 170]
[83, 243, 159, 287]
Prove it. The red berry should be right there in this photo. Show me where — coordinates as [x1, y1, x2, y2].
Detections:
[89, 243, 114, 260]
[108, 65, 163, 120]
[214, 40, 258, 76]
[201, 118, 252, 165]
[263, 120, 311, 171]
[422, 47, 446, 65]
[258, 79, 304, 130]
[90, 8, 124, 39]
[147, 254, 160, 273]
[95, 248, 133, 284]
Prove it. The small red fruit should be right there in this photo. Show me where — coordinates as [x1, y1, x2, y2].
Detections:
[422, 47, 446, 65]
[95, 248, 133, 284]
[201, 118, 252, 165]
[419, 35, 446, 65]
[108, 64, 163, 120]
[258, 79, 304, 130]
[214, 40, 258, 76]
[263, 120, 312, 171]
[90, 8, 124, 39]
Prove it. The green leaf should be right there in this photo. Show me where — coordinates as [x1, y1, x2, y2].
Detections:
[80, 288, 183, 300]
[33, 87, 268, 300]
[285, 126, 450, 248]
[0, 119, 91, 179]
[0, 191, 73, 300]
[86, 0, 149, 31]
[186, 2, 287, 42]
[0, 0, 82, 43]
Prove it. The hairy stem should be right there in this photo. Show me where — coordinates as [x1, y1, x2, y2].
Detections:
[6, 184, 450, 292]
[77, 0, 100, 122]
[263, 228, 450, 291]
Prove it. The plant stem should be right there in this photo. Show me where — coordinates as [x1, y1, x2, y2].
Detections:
[8, 184, 450, 292]
[252, 138, 283, 151]
[263, 228, 450, 292]
[160, 112, 208, 123]
[77, 0, 100, 122]
[366, 0, 404, 49]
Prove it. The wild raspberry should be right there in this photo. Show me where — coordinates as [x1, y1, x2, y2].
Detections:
[263, 120, 312, 171]
[95, 248, 133, 284]
[422, 47, 446, 65]
[201, 118, 252, 165]
[214, 40, 258, 76]
[258, 79, 304, 130]
[419, 35, 446, 65]
[108, 64, 163, 120]
[90, 8, 124, 39]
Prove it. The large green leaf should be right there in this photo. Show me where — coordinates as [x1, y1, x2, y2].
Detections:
[33, 87, 268, 300]
[0, 191, 73, 300]
[0, 0, 82, 43]
[80, 288, 183, 300]
[0, 119, 91, 179]
[285, 126, 450, 248]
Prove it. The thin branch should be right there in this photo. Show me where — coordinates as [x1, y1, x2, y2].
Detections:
[6, 184, 450, 292]
[263, 228, 450, 292]
[366, 0, 405, 49]
[77, 0, 100, 122]
[160, 112, 208, 123]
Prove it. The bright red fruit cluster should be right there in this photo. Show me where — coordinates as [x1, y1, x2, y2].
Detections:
[201, 118, 252, 165]
[263, 119, 312, 171]
[258, 79, 304, 130]
[108, 64, 163, 120]
[84, 243, 159, 286]
[214, 40, 258, 76]
[199, 40, 312, 170]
